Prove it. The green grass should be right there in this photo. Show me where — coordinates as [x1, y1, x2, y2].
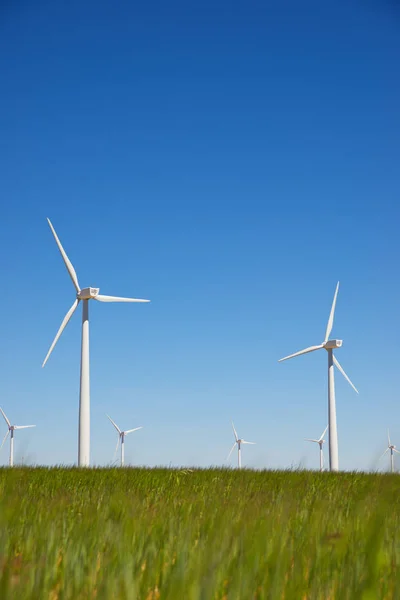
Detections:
[0, 468, 399, 599]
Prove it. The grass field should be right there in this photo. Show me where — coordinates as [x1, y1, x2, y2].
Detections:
[0, 467, 399, 599]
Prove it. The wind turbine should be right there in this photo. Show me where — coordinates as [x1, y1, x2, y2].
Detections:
[380, 430, 399, 473]
[227, 421, 255, 469]
[42, 218, 150, 467]
[0, 407, 35, 467]
[305, 425, 328, 472]
[279, 282, 358, 472]
[107, 414, 142, 466]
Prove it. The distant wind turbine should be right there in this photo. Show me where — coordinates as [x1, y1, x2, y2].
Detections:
[107, 414, 143, 467]
[42, 218, 150, 467]
[380, 430, 399, 473]
[279, 282, 358, 472]
[305, 425, 328, 472]
[227, 421, 255, 469]
[0, 407, 35, 467]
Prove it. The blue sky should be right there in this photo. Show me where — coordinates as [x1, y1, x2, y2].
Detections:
[0, 0, 399, 470]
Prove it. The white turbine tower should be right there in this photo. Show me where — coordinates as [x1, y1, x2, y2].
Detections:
[279, 282, 358, 472]
[0, 407, 35, 467]
[42, 218, 150, 467]
[305, 425, 328, 472]
[227, 421, 255, 469]
[107, 414, 142, 467]
[380, 430, 399, 473]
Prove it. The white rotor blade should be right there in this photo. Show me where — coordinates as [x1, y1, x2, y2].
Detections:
[106, 414, 121, 434]
[95, 295, 150, 303]
[279, 344, 324, 362]
[393, 449, 400, 455]
[231, 421, 238, 442]
[42, 299, 80, 367]
[14, 425, 36, 429]
[379, 447, 389, 460]
[242, 440, 255, 445]
[0, 407, 11, 427]
[388, 429, 391, 447]
[0, 430, 10, 450]
[114, 435, 121, 456]
[324, 281, 339, 342]
[305, 438, 319, 443]
[319, 425, 329, 442]
[332, 355, 359, 394]
[47, 218, 80, 292]
[227, 442, 236, 460]
[124, 427, 143, 435]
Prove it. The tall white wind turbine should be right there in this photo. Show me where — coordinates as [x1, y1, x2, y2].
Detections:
[305, 425, 328, 472]
[279, 282, 358, 472]
[227, 421, 255, 469]
[0, 407, 35, 467]
[42, 218, 150, 467]
[380, 430, 399, 473]
[107, 414, 143, 467]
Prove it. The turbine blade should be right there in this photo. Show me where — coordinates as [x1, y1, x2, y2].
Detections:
[0, 430, 10, 450]
[0, 407, 11, 427]
[241, 441, 256, 445]
[324, 281, 339, 342]
[332, 355, 359, 394]
[278, 344, 324, 362]
[319, 425, 329, 442]
[95, 295, 150, 303]
[47, 218, 80, 292]
[304, 438, 320, 443]
[388, 429, 391, 447]
[379, 448, 389, 460]
[42, 299, 80, 367]
[106, 414, 121, 434]
[227, 442, 236, 461]
[124, 427, 143, 435]
[114, 435, 121, 456]
[14, 425, 36, 429]
[231, 421, 238, 442]
[393, 449, 400, 454]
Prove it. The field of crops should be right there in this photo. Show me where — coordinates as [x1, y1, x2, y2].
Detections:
[0, 468, 399, 599]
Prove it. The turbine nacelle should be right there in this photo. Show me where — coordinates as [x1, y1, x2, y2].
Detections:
[323, 339, 343, 349]
[77, 287, 100, 300]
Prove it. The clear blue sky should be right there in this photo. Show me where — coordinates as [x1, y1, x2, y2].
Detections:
[0, 0, 399, 470]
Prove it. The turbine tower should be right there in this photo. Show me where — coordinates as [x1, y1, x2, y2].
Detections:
[380, 430, 399, 473]
[305, 425, 328, 472]
[42, 218, 149, 467]
[227, 421, 255, 469]
[0, 407, 35, 467]
[106, 414, 143, 467]
[279, 282, 358, 472]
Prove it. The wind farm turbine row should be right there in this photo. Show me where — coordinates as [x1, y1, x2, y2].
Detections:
[1, 405, 398, 472]
[0, 407, 143, 468]
[1, 218, 391, 472]
[0, 407, 256, 470]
